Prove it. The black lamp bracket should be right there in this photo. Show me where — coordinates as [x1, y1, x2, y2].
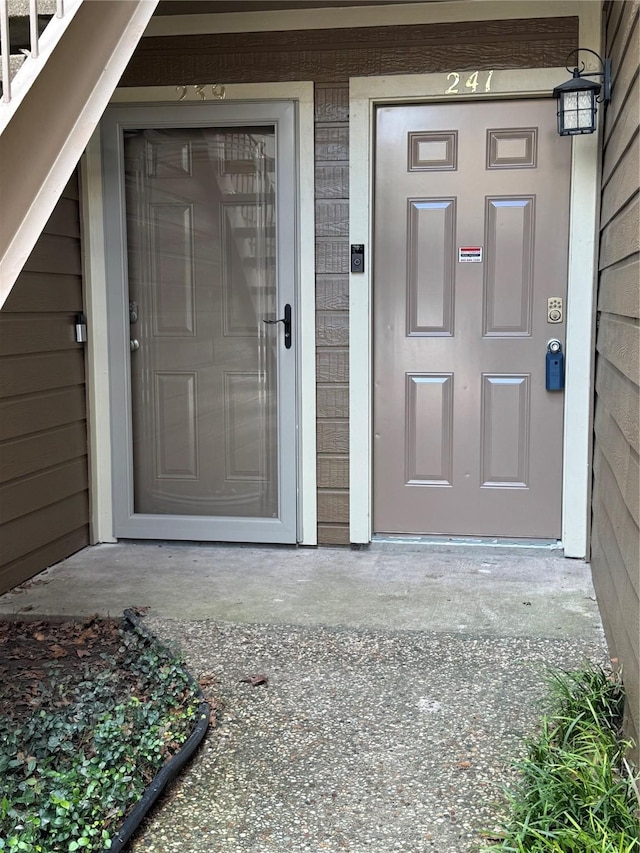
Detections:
[565, 48, 612, 103]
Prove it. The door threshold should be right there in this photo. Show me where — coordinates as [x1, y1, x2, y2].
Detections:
[370, 534, 563, 551]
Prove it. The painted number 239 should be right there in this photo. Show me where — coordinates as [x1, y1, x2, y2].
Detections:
[445, 70, 494, 95]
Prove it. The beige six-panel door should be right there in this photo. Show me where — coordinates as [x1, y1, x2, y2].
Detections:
[373, 100, 571, 538]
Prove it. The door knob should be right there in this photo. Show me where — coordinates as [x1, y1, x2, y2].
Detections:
[546, 340, 564, 391]
[130, 339, 140, 352]
[263, 303, 292, 349]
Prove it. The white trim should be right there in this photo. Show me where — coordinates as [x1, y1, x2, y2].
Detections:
[296, 86, 319, 546]
[349, 64, 601, 557]
[81, 131, 116, 544]
[563, 1, 603, 558]
[84, 82, 316, 545]
[111, 83, 309, 105]
[563, 131, 600, 558]
[145, 0, 590, 37]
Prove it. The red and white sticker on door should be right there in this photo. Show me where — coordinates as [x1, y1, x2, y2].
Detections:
[458, 246, 483, 263]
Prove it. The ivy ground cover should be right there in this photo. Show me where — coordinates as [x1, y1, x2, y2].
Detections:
[0, 615, 204, 852]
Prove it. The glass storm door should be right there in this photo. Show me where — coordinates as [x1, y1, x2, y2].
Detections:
[104, 103, 298, 543]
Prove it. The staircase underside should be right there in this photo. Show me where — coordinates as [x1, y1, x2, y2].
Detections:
[0, 0, 159, 309]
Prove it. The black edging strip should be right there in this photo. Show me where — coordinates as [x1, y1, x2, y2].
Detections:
[105, 609, 210, 853]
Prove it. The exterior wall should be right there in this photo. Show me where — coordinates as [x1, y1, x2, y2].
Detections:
[122, 15, 578, 544]
[315, 83, 350, 544]
[121, 17, 579, 86]
[592, 0, 640, 757]
[0, 172, 89, 594]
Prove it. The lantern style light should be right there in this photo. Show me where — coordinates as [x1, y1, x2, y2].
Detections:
[553, 49, 612, 136]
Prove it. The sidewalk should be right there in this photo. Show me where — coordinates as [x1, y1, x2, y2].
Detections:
[0, 542, 608, 852]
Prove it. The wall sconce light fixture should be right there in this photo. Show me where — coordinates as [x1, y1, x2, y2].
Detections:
[553, 49, 612, 136]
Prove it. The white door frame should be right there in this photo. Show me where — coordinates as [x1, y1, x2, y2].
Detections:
[81, 82, 317, 544]
[349, 65, 602, 558]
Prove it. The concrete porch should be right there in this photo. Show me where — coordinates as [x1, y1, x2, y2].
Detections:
[0, 541, 603, 635]
[0, 542, 609, 852]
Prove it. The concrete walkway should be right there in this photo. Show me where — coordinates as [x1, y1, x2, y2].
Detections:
[0, 542, 608, 852]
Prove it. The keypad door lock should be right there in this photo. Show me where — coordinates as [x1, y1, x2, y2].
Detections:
[547, 297, 563, 323]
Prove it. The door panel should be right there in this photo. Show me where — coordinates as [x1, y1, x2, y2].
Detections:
[407, 199, 456, 334]
[104, 103, 297, 542]
[480, 374, 530, 487]
[405, 373, 453, 485]
[484, 197, 534, 335]
[373, 100, 571, 538]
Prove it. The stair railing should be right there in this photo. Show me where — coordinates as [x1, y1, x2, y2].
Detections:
[1, 0, 71, 109]
[0, 0, 11, 102]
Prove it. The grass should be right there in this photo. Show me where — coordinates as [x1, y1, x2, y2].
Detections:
[484, 665, 640, 853]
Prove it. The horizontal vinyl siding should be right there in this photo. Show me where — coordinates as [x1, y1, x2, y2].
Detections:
[0, 172, 89, 593]
[593, 0, 640, 760]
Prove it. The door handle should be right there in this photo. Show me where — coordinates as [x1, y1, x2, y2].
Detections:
[263, 303, 292, 349]
[546, 339, 564, 391]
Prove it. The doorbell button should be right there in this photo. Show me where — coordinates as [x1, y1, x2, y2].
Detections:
[351, 244, 365, 273]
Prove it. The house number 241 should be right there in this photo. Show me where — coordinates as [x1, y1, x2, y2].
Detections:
[445, 70, 494, 94]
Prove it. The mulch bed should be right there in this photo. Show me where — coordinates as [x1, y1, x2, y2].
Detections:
[0, 616, 140, 724]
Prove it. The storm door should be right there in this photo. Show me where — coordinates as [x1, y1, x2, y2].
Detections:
[373, 99, 571, 538]
[103, 103, 298, 542]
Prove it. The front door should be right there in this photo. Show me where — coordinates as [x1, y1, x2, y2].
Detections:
[373, 100, 571, 538]
[104, 102, 298, 543]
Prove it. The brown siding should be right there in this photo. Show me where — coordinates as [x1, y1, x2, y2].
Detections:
[122, 17, 578, 86]
[315, 82, 350, 544]
[0, 173, 89, 594]
[122, 15, 578, 544]
[593, 0, 639, 760]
